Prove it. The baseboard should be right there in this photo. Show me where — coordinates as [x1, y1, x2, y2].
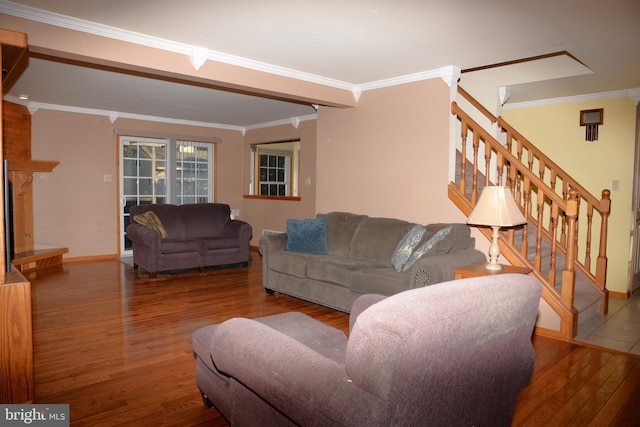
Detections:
[64, 254, 120, 264]
[609, 290, 630, 299]
[533, 326, 567, 341]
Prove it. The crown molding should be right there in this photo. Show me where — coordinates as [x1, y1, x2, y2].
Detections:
[0, 1, 455, 127]
[503, 89, 640, 110]
[0, 1, 452, 95]
[629, 88, 640, 105]
[0, 0, 353, 90]
[3, 95, 245, 131]
[3, 94, 319, 134]
[242, 114, 318, 133]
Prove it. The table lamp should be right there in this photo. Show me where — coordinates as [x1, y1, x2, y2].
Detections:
[466, 186, 527, 271]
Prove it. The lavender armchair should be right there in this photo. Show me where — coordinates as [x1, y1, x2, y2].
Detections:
[126, 203, 252, 278]
[192, 274, 541, 426]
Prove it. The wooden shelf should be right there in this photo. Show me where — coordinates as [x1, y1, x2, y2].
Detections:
[8, 159, 60, 173]
[13, 247, 69, 273]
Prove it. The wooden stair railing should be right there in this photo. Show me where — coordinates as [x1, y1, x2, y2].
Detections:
[449, 91, 611, 339]
[498, 118, 610, 313]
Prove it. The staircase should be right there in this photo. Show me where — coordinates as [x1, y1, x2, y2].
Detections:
[449, 87, 610, 340]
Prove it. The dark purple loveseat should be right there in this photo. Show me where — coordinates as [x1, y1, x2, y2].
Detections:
[126, 203, 252, 278]
[192, 274, 541, 426]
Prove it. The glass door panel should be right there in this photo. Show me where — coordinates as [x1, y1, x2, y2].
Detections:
[120, 137, 168, 255]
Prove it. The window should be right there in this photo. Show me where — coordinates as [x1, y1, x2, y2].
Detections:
[176, 141, 212, 204]
[249, 140, 299, 198]
[260, 153, 289, 196]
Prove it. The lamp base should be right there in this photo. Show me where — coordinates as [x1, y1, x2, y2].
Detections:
[484, 225, 504, 271]
[485, 262, 503, 271]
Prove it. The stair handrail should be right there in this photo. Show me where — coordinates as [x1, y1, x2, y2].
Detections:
[451, 100, 585, 336]
[498, 118, 611, 298]
[456, 86, 610, 311]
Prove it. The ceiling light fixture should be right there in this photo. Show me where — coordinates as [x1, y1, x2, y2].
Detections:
[18, 94, 29, 100]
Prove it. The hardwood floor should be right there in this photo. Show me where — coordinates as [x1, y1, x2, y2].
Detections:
[25, 252, 640, 426]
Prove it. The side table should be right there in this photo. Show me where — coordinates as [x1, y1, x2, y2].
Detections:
[452, 262, 533, 280]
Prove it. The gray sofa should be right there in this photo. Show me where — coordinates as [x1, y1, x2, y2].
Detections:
[259, 212, 486, 312]
[192, 274, 542, 426]
[126, 203, 252, 278]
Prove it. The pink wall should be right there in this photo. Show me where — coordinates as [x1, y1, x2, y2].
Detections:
[32, 111, 117, 258]
[31, 110, 243, 259]
[316, 79, 466, 225]
[242, 120, 317, 243]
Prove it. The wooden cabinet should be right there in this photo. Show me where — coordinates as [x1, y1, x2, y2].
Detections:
[0, 28, 34, 404]
[0, 268, 34, 403]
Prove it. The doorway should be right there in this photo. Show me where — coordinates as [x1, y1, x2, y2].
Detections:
[632, 102, 640, 293]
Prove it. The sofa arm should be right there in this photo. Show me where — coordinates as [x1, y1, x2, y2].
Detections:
[211, 318, 384, 425]
[221, 220, 253, 242]
[408, 248, 486, 288]
[258, 232, 287, 255]
[349, 294, 387, 334]
[125, 223, 161, 248]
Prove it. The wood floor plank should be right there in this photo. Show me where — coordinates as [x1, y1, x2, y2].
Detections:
[22, 252, 640, 426]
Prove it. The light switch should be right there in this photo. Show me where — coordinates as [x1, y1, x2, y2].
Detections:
[104, 174, 112, 183]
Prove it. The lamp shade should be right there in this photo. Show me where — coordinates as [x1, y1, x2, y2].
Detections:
[467, 186, 526, 227]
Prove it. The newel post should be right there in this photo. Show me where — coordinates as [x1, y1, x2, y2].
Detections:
[562, 189, 579, 334]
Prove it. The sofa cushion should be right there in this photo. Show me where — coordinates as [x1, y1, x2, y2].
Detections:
[317, 212, 367, 257]
[402, 226, 454, 271]
[306, 256, 380, 287]
[130, 204, 187, 239]
[350, 217, 415, 265]
[350, 268, 410, 296]
[391, 224, 426, 272]
[182, 203, 231, 240]
[286, 218, 329, 254]
[203, 237, 240, 250]
[267, 250, 310, 278]
[160, 239, 201, 254]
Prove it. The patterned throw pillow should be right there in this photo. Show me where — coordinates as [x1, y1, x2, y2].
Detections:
[134, 211, 169, 238]
[401, 226, 453, 271]
[391, 224, 426, 272]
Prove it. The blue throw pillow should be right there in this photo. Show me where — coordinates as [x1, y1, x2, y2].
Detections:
[401, 226, 453, 271]
[286, 218, 329, 254]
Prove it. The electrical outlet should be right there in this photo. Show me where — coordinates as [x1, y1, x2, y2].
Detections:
[612, 180, 620, 191]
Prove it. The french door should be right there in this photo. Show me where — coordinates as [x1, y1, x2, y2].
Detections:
[119, 136, 214, 255]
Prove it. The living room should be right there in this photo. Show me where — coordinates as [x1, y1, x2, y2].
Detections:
[1, 0, 640, 424]
[0, 5, 637, 298]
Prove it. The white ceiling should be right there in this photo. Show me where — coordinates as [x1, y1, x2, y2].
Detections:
[2, 0, 640, 128]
